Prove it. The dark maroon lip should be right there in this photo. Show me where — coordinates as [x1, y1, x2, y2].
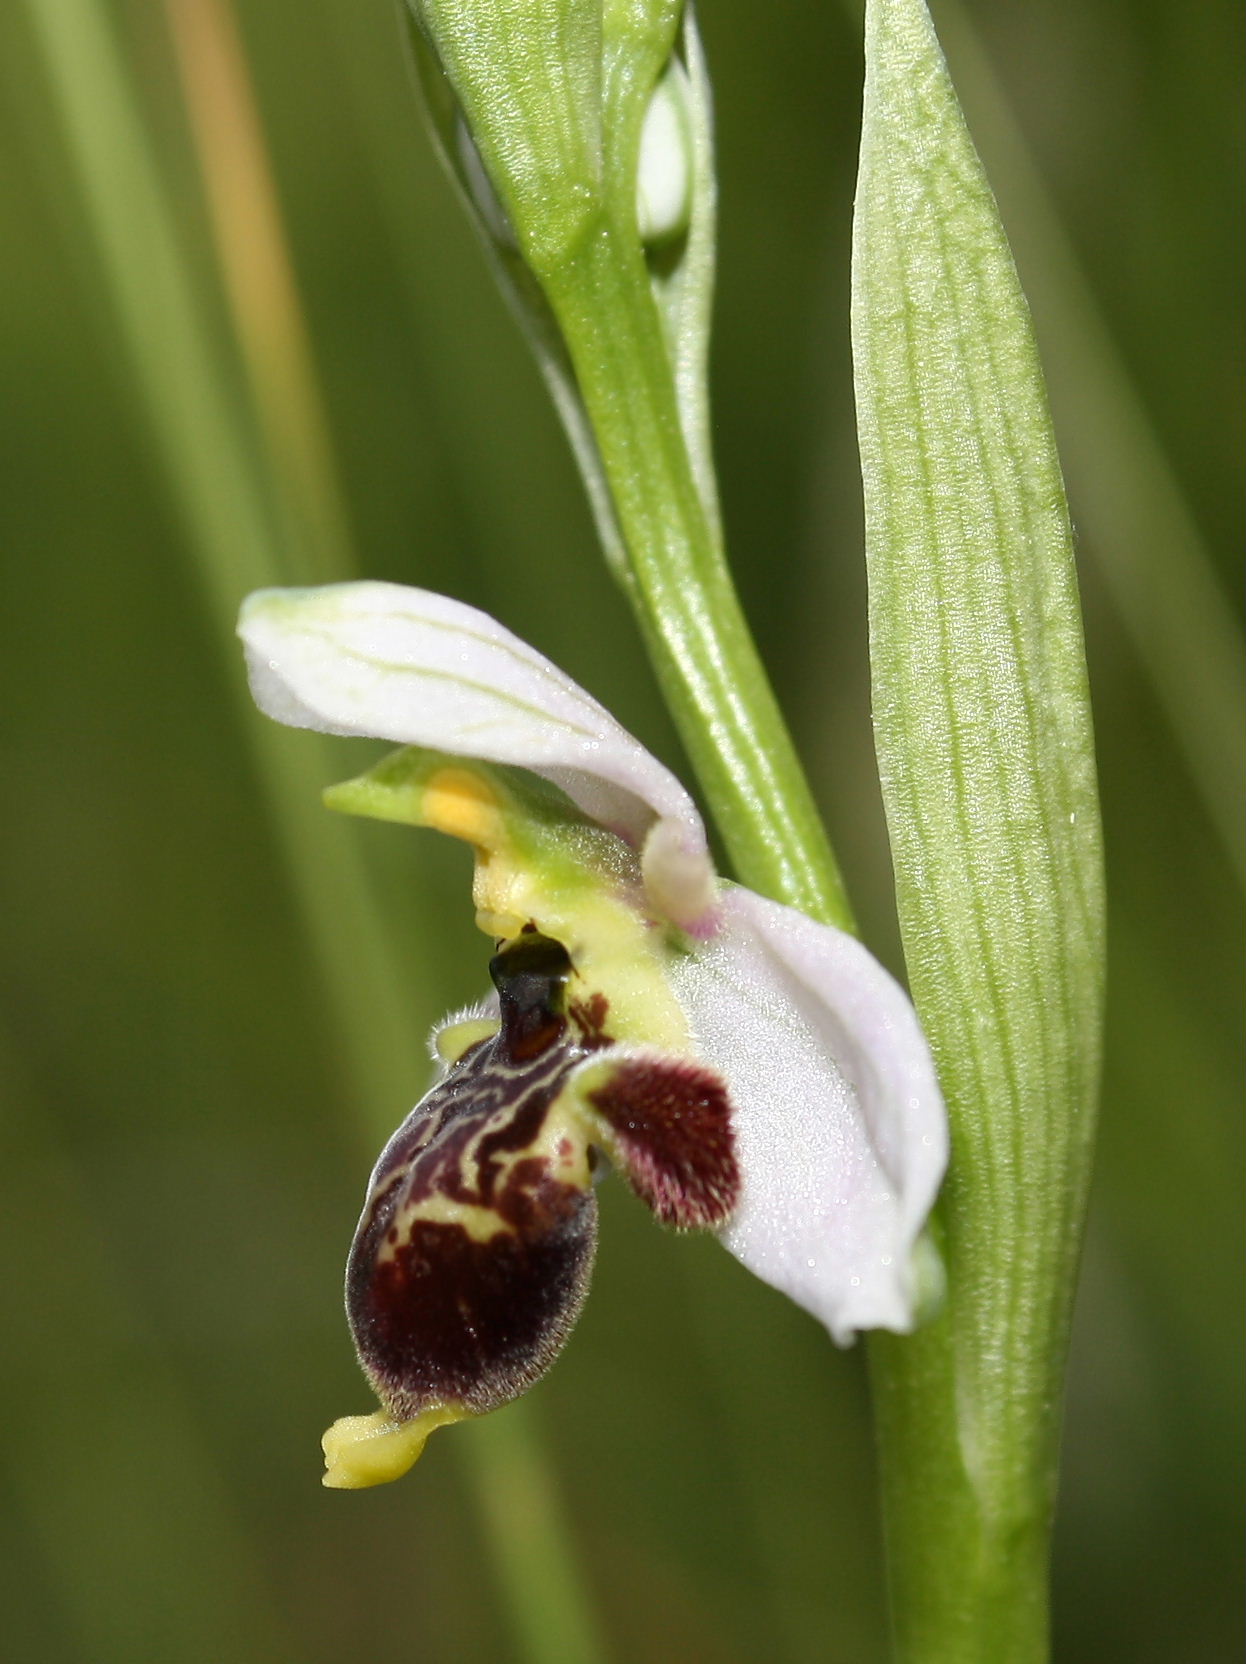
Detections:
[345, 930, 739, 1424]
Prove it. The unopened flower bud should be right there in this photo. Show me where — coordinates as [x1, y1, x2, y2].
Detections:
[636, 62, 693, 243]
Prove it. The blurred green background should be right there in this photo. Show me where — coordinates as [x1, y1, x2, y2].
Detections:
[1, 1, 1240, 1660]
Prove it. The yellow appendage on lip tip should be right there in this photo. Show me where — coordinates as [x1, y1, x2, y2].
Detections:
[321, 1404, 470, 1489]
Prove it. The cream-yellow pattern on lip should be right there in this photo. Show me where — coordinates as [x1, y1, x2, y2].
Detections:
[380, 1191, 512, 1250]
[377, 1094, 595, 1256]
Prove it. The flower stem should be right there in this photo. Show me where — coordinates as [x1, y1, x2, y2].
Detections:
[544, 230, 854, 933]
[867, 1323, 1054, 1663]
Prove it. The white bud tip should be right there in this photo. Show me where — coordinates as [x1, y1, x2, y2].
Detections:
[636, 66, 692, 243]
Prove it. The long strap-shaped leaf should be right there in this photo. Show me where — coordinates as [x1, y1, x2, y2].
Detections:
[852, 2, 1105, 1658]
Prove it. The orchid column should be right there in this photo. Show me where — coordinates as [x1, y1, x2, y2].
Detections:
[403, 0, 850, 929]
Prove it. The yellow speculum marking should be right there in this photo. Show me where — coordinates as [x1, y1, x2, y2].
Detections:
[502, 1103, 593, 1188]
[380, 1193, 510, 1249]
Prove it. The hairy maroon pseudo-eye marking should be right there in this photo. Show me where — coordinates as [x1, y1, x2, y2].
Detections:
[585, 1055, 738, 1229]
[346, 932, 741, 1424]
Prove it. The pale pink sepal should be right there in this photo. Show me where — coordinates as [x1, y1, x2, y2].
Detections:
[238, 582, 714, 925]
[667, 887, 947, 1343]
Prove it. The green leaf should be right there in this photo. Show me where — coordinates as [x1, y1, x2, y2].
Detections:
[851, 0, 1105, 1657]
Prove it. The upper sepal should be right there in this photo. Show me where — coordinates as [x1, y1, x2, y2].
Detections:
[238, 582, 715, 928]
[666, 887, 947, 1343]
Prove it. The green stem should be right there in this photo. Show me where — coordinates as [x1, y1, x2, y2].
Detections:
[544, 228, 854, 933]
[868, 1321, 1053, 1663]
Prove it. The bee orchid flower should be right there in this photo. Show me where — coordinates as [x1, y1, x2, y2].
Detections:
[238, 581, 947, 1488]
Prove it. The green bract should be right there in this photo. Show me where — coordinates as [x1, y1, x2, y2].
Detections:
[407, 0, 680, 269]
[407, 0, 716, 571]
